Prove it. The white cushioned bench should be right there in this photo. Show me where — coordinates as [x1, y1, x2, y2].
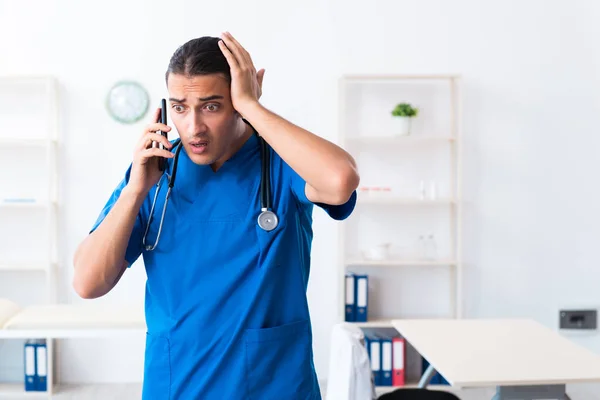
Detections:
[0, 298, 145, 338]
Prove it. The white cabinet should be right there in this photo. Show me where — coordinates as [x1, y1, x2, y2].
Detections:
[337, 74, 463, 390]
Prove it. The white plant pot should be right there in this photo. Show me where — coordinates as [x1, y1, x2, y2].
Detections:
[394, 116, 412, 136]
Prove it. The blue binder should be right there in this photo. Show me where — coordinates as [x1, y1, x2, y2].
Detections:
[369, 328, 395, 387]
[35, 340, 48, 391]
[379, 334, 393, 386]
[345, 273, 356, 322]
[364, 332, 382, 386]
[24, 341, 37, 391]
[354, 274, 368, 322]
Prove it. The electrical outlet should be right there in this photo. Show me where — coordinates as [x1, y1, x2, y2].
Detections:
[559, 309, 597, 330]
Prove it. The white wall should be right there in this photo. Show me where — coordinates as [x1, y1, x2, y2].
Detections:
[1, 0, 600, 386]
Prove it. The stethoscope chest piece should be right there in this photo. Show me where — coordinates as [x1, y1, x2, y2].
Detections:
[257, 209, 278, 231]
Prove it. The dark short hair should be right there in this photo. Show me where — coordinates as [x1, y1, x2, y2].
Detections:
[165, 37, 230, 84]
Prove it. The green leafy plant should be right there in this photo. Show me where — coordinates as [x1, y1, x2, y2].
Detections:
[391, 103, 418, 117]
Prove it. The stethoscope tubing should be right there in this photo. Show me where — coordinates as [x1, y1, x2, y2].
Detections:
[142, 128, 276, 252]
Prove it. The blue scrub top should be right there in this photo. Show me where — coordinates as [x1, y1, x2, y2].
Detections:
[91, 133, 356, 400]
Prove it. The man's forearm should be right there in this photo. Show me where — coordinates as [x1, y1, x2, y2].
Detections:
[72, 185, 145, 298]
[241, 102, 359, 205]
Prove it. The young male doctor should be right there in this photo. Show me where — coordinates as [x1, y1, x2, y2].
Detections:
[73, 32, 359, 399]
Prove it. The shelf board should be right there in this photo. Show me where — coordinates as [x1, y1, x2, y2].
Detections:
[0, 383, 49, 397]
[348, 319, 396, 328]
[348, 318, 457, 329]
[0, 327, 145, 339]
[346, 259, 456, 267]
[343, 74, 460, 81]
[0, 264, 49, 272]
[0, 200, 55, 208]
[0, 75, 57, 83]
[346, 135, 454, 145]
[0, 138, 56, 147]
[357, 196, 455, 206]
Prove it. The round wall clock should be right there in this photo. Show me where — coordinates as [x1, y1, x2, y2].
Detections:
[106, 80, 150, 124]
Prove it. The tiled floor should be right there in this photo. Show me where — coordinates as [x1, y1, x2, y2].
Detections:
[7, 382, 600, 399]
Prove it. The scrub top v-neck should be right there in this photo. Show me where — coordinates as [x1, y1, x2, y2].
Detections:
[90, 133, 357, 400]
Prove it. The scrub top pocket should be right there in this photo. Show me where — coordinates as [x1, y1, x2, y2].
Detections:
[244, 319, 316, 400]
[142, 333, 171, 400]
[254, 211, 289, 270]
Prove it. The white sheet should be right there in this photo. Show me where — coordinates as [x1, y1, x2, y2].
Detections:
[0, 298, 21, 328]
[3, 303, 145, 330]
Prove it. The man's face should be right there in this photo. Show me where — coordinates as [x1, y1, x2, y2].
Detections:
[167, 73, 241, 167]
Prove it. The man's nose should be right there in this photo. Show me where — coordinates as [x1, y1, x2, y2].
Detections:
[189, 112, 207, 135]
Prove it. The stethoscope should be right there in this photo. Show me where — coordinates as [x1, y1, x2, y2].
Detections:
[142, 124, 278, 251]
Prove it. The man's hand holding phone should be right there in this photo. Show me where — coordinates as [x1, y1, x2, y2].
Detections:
[126, 103, 173, 197]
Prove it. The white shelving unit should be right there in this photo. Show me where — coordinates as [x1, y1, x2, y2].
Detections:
[0, 76, 60, 397]
[356, 196, 456, 206]
[0, 383, 49, 398]
[338, 74, 462, 387]
[345, 259, 457, 268]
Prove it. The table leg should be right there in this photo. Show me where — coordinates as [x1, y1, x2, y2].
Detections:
[493, 384, 567, 400]
[417, 364, 436, 389]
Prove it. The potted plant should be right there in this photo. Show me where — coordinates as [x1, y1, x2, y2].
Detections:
[391, 103, 419, 136]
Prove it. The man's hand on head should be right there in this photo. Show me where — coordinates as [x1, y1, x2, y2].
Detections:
[218, 31, 265, 118]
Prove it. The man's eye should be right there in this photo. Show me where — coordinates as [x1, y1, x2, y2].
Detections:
[205, 104, 219, 112]
[173, 105, 185, 113]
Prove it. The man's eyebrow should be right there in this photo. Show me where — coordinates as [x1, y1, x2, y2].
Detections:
[168, 95, 224, 103]
[198, 95, 224, 101]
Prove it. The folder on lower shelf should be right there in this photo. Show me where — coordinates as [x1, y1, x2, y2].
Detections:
[24, 340, 36, 391]
[392, 336, 406, 386]
[35, 340, 47, 391]
[364, 332, 381, 386]
[371, 338, 382, 387]
[380, 336, 393, 386]
[363, 327, 406, 388]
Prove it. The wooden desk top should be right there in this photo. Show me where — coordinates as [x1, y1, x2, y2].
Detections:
[391, 318, 600, 387]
